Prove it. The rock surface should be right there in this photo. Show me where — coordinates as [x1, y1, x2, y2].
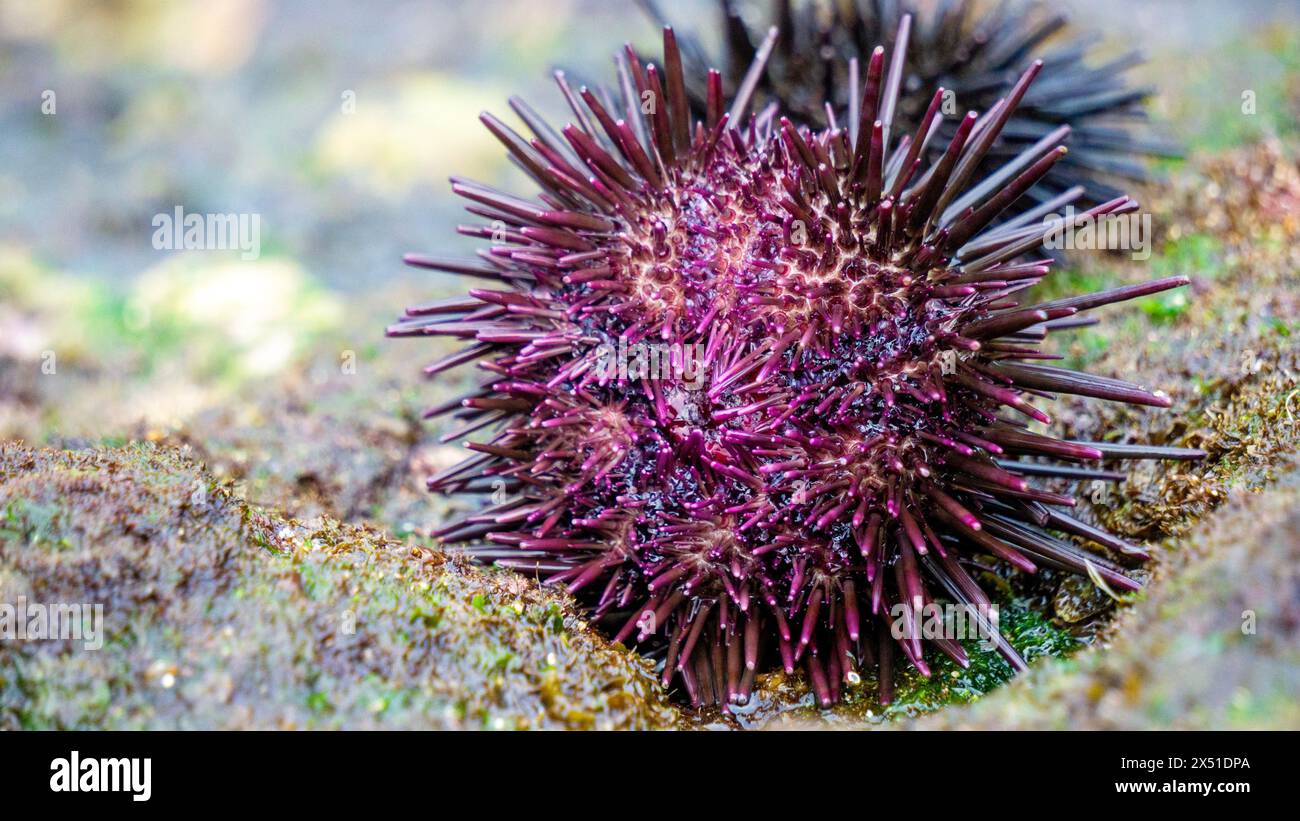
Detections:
[0, 442, 678, 730]
[906, 464, 1300, 730]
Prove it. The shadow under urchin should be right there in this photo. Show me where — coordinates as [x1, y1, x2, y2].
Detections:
[639, 0, 1181, 214]
[388, 19, 1203, 709]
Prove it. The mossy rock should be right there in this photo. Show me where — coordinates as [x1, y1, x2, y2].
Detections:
[905, 463, 1300, 730]
[0, 442, 677, 730]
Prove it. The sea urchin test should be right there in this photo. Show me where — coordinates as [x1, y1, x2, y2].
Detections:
[389, 21, 1203, 708]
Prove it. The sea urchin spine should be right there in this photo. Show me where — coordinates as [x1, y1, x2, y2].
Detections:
[641, 0, 1180, 211]
[389, 20, 1203, 708]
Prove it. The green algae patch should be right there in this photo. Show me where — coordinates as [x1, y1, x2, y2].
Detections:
[879, 601, 1080, 717]
[690, 596, 1080, 729]
[0, 442, 677, 730]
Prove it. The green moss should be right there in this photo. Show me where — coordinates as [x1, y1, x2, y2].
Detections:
[0, 442, 678, 730]
[707, 593, 1082, 728]
[2, 498, 69, 550]
[1137, 287, 1191, 324]
[1031, 267, 1110, 304]
[883, 598, 1081, 718]
[1062, 328, 1111, 371]
[909, 468, 1300, 730]
[1156, 232, 1225, 277]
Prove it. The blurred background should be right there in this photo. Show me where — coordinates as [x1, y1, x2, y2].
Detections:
[1, 0, 1297, 289]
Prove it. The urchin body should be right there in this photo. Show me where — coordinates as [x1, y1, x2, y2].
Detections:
[390, 24, 1200, 707]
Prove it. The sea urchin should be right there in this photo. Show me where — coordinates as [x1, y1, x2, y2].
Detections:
[640, 0, 1179, 212]
[389, 22, 1202, 708]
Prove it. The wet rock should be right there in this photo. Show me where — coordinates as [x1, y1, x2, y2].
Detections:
[0, 442, 677, 730]
[906, 463, 1300, 730]
[1053, 576, 1115, 625]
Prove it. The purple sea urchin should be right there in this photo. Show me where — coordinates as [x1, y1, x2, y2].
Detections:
[640, 0, 1179, 211]
[389, 23, 1203, 708]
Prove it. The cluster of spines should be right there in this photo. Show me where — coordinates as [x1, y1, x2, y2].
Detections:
[640, 0, 1180, 212]
[389, 19, 1202, 708]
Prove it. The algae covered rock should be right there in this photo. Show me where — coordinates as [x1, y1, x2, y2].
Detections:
[0, 442, 676, 729]
[907, 464, 1300, 730]
[886, 142, 1300, 729]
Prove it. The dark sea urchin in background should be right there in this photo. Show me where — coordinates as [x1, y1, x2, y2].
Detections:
[640, 0, 1180, 212]
[389, 22, 1203, 708]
